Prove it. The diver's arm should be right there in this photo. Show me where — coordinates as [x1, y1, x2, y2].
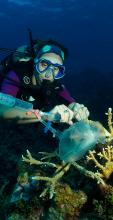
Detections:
[0, 105, 39, 124]
[0, 91, 39, 124]
[58, 84, 75, 104]
[0, 71, 20, 96]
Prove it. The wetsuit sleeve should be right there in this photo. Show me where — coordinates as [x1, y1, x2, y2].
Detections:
[0, 70, 20, 97]
[58, 84, 75, 104]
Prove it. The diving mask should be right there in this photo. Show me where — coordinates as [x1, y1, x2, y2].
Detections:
[35, 58, 65, 79]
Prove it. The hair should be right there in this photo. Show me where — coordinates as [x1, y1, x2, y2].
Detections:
[33, 39, 69, 59]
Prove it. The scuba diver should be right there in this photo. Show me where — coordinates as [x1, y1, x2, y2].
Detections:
[0, 36, 89, 124]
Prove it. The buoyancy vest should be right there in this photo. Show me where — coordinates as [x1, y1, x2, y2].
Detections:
[0, 46, 74, 110]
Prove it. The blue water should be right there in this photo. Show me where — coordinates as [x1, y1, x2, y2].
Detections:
[0, 0, 113, 123]
[0, 2, 113, 218]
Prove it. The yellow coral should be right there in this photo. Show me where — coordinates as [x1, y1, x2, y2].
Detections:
[17, 172, 28, 185]
[54, 183, 87, 217]
[105, 108, 113, 139]
[87, 145, 113, 179]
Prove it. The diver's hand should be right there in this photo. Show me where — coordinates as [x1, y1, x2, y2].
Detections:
[68, 102, 89, 121]
[50, 104, 74, 125]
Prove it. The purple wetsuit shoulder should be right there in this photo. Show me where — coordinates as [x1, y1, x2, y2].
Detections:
[58, 85, 75, 104]
[1, 70, 20, 97]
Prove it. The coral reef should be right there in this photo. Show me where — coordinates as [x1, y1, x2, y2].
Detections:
[93, 184, 113, 219]
[105, 107, 113, 137]
[7, 195, 44, 220]
[3, 108, 113, 219]
[22, 107, 113, 199]
[87, 145, 113, 179]
[46, 207, 65, 220]
[54, 183, 87, 218]
[22, 149, 71, 198]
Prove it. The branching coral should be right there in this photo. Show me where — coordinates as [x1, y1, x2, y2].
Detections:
[87, 145, 113, 179]
[21, 108, 113, 198]
[105, 108, 113, 139]
[22, 150, 106, 199]
[22, 150, 57, 169]
[22, 150, 71, 198]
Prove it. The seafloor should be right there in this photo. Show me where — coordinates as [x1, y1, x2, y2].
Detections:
[0, 117, 113, 220]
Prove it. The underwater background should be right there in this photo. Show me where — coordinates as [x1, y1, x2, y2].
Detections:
[0, 0, 113, 123]
[0, 1, 113, 220]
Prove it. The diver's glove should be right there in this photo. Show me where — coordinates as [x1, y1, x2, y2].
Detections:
[49, 104, 74, 125]
[68, 102, 89, 121]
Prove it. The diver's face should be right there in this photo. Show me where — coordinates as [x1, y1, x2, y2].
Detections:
[36, 53, 63, 83]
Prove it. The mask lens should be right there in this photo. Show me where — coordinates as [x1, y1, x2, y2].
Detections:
[38, 60, 49, 72]
[54, 66, 60, 75]
[54, 65, 65, 79]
